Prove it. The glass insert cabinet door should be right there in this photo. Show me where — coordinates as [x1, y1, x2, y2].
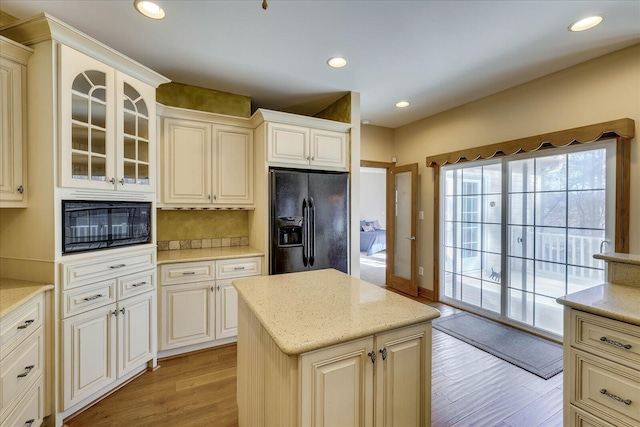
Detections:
[59, 44, 156, 192]
[60, 44, 115, 190]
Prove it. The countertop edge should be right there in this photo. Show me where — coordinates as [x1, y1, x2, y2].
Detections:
[267, 313, 439, 356]
[156, 247, 264, 264]
[556, 284, 640, 327]
[0, 283, 54, 318]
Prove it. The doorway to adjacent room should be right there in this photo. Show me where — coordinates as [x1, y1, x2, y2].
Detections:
[359, 165, 388, 287]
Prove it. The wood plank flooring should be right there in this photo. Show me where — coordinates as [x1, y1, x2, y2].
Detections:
[64, 302, 563, 427]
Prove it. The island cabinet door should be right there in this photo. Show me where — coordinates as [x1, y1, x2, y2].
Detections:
[373, 322, 431, 427]
[300, 336, 375, 427]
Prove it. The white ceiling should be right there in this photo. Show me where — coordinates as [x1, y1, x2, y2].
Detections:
[2, 1, 639, 128]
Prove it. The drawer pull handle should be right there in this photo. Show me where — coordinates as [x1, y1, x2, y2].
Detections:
[132, 281, 148, 287]
[17, 365, 34, 378]
[110, 264, 126, 269]
[600, 336, 632, 350]
[182, 271, 196, 275]
[600, 388, 632, 405]
[17, 319, 35, 330]
[84, 294, 103, 301]
[233, 266, 245, 270]
[25, 420, 35, 427]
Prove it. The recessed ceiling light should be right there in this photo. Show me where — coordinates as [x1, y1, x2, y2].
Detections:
[569, 15, 603, 32]
[134, 0, 166, 20]
[395, 101, 410, 108]
[327, 57, 347, 68]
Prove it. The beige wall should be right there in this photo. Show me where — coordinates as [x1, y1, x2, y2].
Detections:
[361, 124, 395, 163]
[394, 44, 640, 292]
[157, 82, 251, 118]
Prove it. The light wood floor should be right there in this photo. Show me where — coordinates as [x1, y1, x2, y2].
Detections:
[65, 302, 563, 427]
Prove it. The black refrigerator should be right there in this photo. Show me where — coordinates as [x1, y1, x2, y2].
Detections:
[270, 169, 349, 274]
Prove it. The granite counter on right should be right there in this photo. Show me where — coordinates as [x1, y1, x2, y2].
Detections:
[556, 252, 640, 427]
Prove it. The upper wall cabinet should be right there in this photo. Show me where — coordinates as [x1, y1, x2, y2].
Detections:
[252, 109, 351, 172]
[159, 107, 253, 208]
[267, 123, 347, 170]
[0, 36, 32, 207]
[60, 45, 157, 192]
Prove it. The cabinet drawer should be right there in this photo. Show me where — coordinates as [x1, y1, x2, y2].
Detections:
[0, 328, 43, 411]
[0, 379, 43, 427]
[118, 268, 155, 299]
[216, 257, 261, 279]
[62, 280, 116, 318]
[160, 261, 215, 285]
[0, 294, 44, 359]
[570, 405, 617, 427]
[572, 349, 640, 426]
[572, 310, 640, 371]
[62, 248, 155, 289]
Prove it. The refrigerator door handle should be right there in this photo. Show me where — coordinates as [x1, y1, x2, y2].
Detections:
[302, 198, 309, 267]
[309, 197, 316, 265]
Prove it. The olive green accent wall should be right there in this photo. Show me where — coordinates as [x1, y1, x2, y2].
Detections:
[157, 210, 249, 241]
[0, 10, 19, 26]
[314, 93, 351, 123]
[157, 82, 251, 118]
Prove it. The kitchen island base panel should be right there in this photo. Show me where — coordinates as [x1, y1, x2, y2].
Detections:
[237, 296, 432, 427]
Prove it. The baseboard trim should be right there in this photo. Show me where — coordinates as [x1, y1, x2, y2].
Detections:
[418, 287, 435, 301]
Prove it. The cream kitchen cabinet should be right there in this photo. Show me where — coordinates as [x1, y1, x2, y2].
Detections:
[59, 44, 157, 192]
[266, 122, 347, 170]
[0, 292, 46, 427]
[159, 257, 261, 352]
[62, 289, 155, 410]
[61, 249, 156, 410]
[0, 36, 32, 207]
[563, 308, 640, 427]
[160, 116, 253, 207]
[299, 322, 431, 427]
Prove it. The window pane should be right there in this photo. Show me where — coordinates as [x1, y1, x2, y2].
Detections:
[509, 158, 534, 193]
[535, 155, 566, 191]
[535, 227, 566, 264]
[462, 167, 482, 195]
[483, 163, 501, 194]
[482, 281, 501, 313]
[508, 289, 533, 325]
[461, 276, 481, 306]
[535, 192, 566, 227]
[482, 224, 501, 254]
[567, 228, 605, 268]
[508, 258, 534, 292]
[568, 149, 606, 190]
[509, 193, 534, 225]
[483, 195, 501, 223]
[534, 295, 563, 336]
[534, 261, 566, 298]
[568, 190, 605, 228]
[508, 225, 533, 258]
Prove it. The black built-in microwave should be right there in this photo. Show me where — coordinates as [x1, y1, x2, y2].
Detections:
[62, 200, 151, 254]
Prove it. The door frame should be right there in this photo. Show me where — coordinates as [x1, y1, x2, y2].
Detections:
[360, 160, 395, 287]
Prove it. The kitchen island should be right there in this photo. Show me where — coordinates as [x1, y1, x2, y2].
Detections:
[233, 269, 440, 427]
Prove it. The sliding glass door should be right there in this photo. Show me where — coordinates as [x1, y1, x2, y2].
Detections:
[441, 142, 614, 338]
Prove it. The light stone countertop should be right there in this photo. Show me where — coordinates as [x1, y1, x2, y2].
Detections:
[556, 283, 640, 326]
[157, 246, 264, 264]
[0, 278, 53, 318]
[233, 269, 441, 355]
[593, 252, 640, 266]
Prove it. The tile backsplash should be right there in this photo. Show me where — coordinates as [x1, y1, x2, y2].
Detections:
[158, 236, 249, 251]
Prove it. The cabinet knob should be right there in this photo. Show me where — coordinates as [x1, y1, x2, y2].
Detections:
[17, 185, 24, 194]
[213, 194, 217, 201]
[217, 285, 220, 291]
[25, 419, 35, 427]
[119, 178, 125, 186]
[119, 307, 126, 315]
[109, 177, 116, 185]
[211, 286, 215, 292]
[367, 351, 376, 364]
[112, 310, 119, 317]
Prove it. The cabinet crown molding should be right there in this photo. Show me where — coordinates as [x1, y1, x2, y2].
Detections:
[251, 108, 352, 133]
[0, 35, 33, 64]
[0, 13, 170, 88]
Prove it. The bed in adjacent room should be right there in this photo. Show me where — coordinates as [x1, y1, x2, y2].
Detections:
[359, 220, 386, 256]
